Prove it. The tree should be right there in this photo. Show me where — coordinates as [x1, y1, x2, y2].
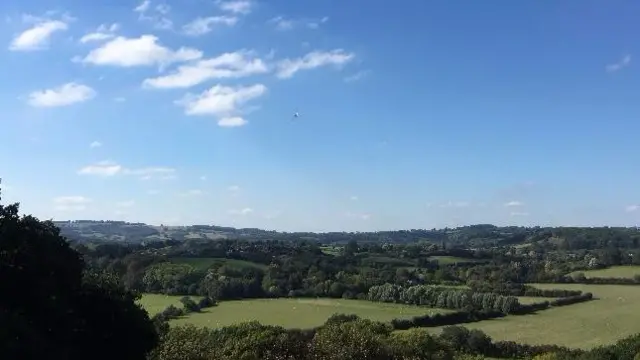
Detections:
[0, 201, 158, 359]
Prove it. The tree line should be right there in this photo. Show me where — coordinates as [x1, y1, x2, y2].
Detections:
[367, 283, 521, 313]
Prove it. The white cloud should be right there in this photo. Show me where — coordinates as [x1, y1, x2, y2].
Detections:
[510, 211, 529, 217]
[77, 161, 123, 176]
[217, 0, 252, 14]
[77, 161, 175, 179]
[306, 16, 329, 29]
[9, 18, 68, 51]
[176, 84, 267, 126]
[79, 23, 119, 43]
[116, 200, 135, 207]
[268, 16, 328, 31]
[269, 16, 294, 31]
[504, 200, 524, 207]
[276, 49, 355, 79]
[625, 204, 639, 212]
[344, 70, 370, 83]
[227, 185, 240, 192]
[53, 195, 92, 211]
[229, 207, 253, 215]
[114, 97, 126, 102]
[440, 201, 470, 208]
[606, 55, 631, 73]
[200, 175, 207, 181]
[89, 141, 102, 148]
[147, 189, 160, 195]
[79, 35, 201, 68]
[350, 195, 358, 201]
[143, 51, 268, 89]
[182, 16, 237, 36]
[27, 82, 96, 107]
[345, 211, 371, 220]
[134, 0, 151, 13]
[127, 167, 176, 180]
[135, 1, 173, 30]
[218, 117, 248, 127]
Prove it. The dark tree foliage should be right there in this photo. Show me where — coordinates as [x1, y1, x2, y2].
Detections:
[0, 202, 158, 360]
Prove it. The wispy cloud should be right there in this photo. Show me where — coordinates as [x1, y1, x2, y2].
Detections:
[216, 0, 253, 15]
[182, 16, 237, 36]
[9, 14, 70, 51]
[344, 70, 370, 83]
[77, 160, 176, 180]
[345, 211, 371, 220]
[143, 51, 268, 89]
[606, 54, 631, 73]
[276, 49, 355, 79]
[134, 0, 173, 30]
[625, 204, 639, 212]
[89, 141, 102, 148]
[229, 207, 253, 215]
[268, 15, 328, 31]
[504, 200, 524, 207]
[79, 23, 119, 43]
[27, 82, 96, 107]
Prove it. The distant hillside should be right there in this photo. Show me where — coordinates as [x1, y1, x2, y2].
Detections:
[52, 220, 640, 251]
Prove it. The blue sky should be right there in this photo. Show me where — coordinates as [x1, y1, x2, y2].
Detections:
[1, 0, 640, 232]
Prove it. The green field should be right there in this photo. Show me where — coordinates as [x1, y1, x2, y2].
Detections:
[169, 257, 268, 271]
[320, 246, 341, 255]
[429, 284, 640, 349]
[137, 294, 202, 315]
[429, 256, 486, 265]
[140, 296, 451, 329]
[570, 265, 640, 279]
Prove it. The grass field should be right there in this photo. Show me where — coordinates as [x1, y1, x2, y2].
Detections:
[570, 265, 640, 279]
[429, 284, 640, 349]
[137, 294, 202, 315]
[140, 297, 451, 329]
[169, 257, 268, 271]
[320, 246, 341, 255]
[429, 256, 487, 265]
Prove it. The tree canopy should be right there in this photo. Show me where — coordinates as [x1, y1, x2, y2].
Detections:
[0, 201, 158, 359]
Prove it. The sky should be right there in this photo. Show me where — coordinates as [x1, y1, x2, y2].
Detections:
[1, 0, 640, 232]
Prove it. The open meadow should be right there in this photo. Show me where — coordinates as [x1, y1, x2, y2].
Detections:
[570, 265, 640, 279]
[428, 284, 640, 349]
[140, 295, 451, 329]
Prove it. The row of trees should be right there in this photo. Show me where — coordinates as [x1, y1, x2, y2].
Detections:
[367, 283, 521, 314]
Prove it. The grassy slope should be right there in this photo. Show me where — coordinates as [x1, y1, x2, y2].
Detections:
[138, 294, 202, 315]
[140, 296, 452, 329]
[570, 265, 640, 279]
[429, 284, 640, 349]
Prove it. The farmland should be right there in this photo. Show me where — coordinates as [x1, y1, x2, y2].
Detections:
[570, 265, 640, 279]
[429, 284, 640, 349]
[140, 295, 451, 329]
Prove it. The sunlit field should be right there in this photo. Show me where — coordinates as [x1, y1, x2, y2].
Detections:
[429, 284, 640, 349]
[141, 296, 452, 329]
[570, 265, 640, 279]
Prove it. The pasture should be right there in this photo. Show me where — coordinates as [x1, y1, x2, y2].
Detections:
[138, 294, 202, 315]
[430, 284, 640, 349]
[142, 297, 451, 329]
[429, 256, 486, 265]
[570, 265, 640, 279]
